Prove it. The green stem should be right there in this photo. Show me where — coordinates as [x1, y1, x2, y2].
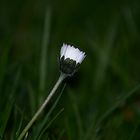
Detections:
[17, 73, 66, 140]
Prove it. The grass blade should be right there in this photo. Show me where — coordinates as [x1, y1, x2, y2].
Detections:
[0, 70, 20, 138]
[38, 108, 64, 140]
[84, 84, 140, 140]
[0, 47, 10, 90]
[39, 5, 52, 94]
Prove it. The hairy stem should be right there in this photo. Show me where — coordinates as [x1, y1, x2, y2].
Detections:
[18, 73, 66, 140]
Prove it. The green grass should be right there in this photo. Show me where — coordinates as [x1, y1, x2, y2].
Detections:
[0, 0, 140, 139]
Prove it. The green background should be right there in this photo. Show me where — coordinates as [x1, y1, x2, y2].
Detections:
[0, 0, 140, 139]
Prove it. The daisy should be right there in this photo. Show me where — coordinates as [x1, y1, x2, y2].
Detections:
[60, 43, 86, 75]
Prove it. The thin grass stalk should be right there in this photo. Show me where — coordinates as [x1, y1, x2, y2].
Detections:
[39, 5, 51, 94]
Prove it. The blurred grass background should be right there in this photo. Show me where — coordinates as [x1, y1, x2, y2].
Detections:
[0, 0, 140, 139]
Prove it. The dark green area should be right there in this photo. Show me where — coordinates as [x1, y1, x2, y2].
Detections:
[0, 0, 140, 139]
[60, 56, 77, 75]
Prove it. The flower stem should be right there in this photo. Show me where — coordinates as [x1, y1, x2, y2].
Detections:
[17, 73, 66, 140]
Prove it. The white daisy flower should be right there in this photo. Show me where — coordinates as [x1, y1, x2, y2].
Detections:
[60, 43, 86, 75]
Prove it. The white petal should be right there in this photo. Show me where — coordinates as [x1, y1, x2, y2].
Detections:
[64, 45, 79, 61]
[77, 52, 86, 64]
[60, 43, 86, 64]
[60, 44, 67, 58]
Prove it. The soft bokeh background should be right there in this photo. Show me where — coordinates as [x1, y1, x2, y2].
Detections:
[0, 0, 140, 139]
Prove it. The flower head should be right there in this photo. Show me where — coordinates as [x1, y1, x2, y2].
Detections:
[60, 43, 86, 76]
